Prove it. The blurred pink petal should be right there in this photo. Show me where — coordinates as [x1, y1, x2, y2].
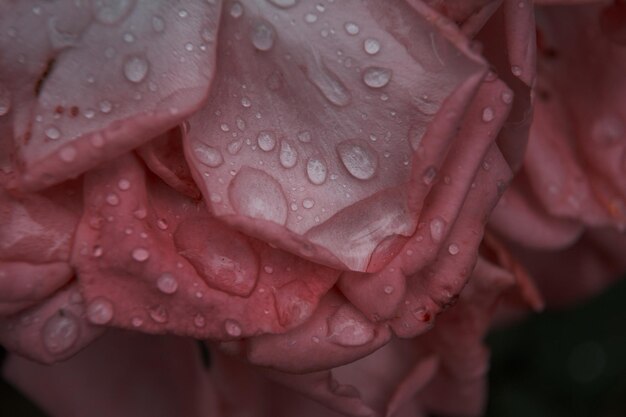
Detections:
[3, 330, 219, 417]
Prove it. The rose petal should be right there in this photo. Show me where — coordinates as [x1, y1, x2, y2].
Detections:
[0, 0, 221, 190]
[185, 0, 486, 272]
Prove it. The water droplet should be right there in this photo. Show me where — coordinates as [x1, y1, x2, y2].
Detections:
[363, 66, 392, 88]
[45, 126, 61, 140]
[227, 139, 243, 155]
[148, 305, 168, 323]
[152, 15, 165, 33]
[279, 140, 298, 168]
[422, 166, 437, 185]
[131, 247, 150, 262]
[42, 311, 80, 354]
[58, 146, 77, 162]
[230, 2, 243, 18]
[297, 130, 312, 143]
[0, 85, 11, 116]
[344, 22, 360, 35]
[99, 100, 112, 114]
[306, 156, 328, 185]
[194, 143, 224, 167]
[156, 218, 168, 230]
[482, 106, 495, 122]
[178, 9, 189, 18]
[134, 207, 147, 219]
[263, 265, 274, 274]
[448, 243, 459, 255]
[241, 96, 251, 108]
[304, 13, 318, 23]
[383, 285, 394, 294]
[307, 60, 351, 107]
[327, 305, 374, 347]
[257, 131, 276, 151]
[131, 317, 144, 327]
[156, 273, 178, 294]
[92, 0, 135, 25]
[123, 55, 149, 83]
[229, 168, 288, 225]
[429, 217, 445, 242]
[251, 20, 276, 51]
[117, 178, 131, 191]
[105, 192, 120, 206]
[92, 245, 104, 257]
[194, 314, 206, 327]
[86, 297, 114, 325]
[302, 198, 315, 209]
[267, 0, 297, 8]
[511, 65, 522, 76]
[224, 319, 242, 337]
[501, 91, 513, 104]
[363, 38, 381, 55]
[336, 139, 378, 180]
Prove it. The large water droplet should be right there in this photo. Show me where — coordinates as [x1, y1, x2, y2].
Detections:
[306, 156, 328, 185]
[336, 139, 378, 180]
[279, 140, 298, 168]
[224, 319, 242, 337]
[174, 218, 260, 297]
[429, 217, 445, 242]
[267, 0, 297, 8]
[42, 311, 80, 354]
[327, 305, 374, 347]
[45, 126, 61, 140]
[344, 22, 360, 35]
[92, 0, 135, 25]
[363, 38, 381, 55]
[229, 167, 288, 225]
[251, 20, 276, 51]
[86, 297, 114, 325]
[194, 143, 224, 167]
[156, 273, 178, 294]
[307, 60, 351, 107]
[481, 106, 495, 122]
[363, 66, 392, 88]
[123, 55, 149, 83]
[257, 131, 276, 151]
[131, 247, 150, 262]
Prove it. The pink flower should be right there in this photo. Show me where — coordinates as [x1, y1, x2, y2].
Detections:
[0, 1, 623, 416]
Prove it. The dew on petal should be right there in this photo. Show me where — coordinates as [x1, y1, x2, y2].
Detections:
[156, 273, 178, 294]
[229, 168, 288, 225]
[363, 66, 392, 88]
[194, 143, 224, 167]
[86, 298, 114, 325]
[336, 139, 378, 180]
[251, 20, 276, 51]
[42, 311, 80, 354]
[123, 55, 149, 83]
[306, 156, 328, 185]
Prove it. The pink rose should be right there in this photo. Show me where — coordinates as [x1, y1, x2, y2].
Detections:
[0, 1, 623, 416]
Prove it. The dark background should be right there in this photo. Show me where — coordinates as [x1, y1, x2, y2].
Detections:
[2, 277, 626, 417]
